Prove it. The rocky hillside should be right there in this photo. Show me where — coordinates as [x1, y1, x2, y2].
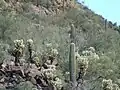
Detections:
[0, 0, 120, 90]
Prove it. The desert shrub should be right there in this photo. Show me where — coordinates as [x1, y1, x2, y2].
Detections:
[0, 0, 7, 9]
[0, 42, 9, 63]
[14, 81, 34, 90]
[0, 13, 14, 41]
[75, 46, 120, 90]
[1, 1, 120, 90]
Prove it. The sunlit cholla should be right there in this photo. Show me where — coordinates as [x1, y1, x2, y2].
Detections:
[41, 64, 56, 79]
[13, 39, 25, 56]
[27, 39, 33, 46]
[31, 50, 38, 57]
[42, 65, 56, 73]
[102, 79, 113, 90]
[88, 52, 100, 61]
[82, 47, 100, 60]
[46, 43, 52, 48]
[77, 57, 89, 69]
[51, 77, 63, 90]
[47, 65, 56, 71]
[13, 39, 25, 65]
[14, 39, 25, 51]
[82, 47, 95, 56]
[42, 69, 55, 73]
[82, 50, 91, 56]
[14, 39, 25, 49]
[51, 48, 58, 56]
[112, 84, 120, 90]
[77, 56, 89, 76]
[92, 53, 100, 60]
[88, 47, 95, 53]
[43, 70, 55, 79]
[33, 56, 42, 66]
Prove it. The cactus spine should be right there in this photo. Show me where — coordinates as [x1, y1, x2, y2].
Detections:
[69, 43, 76, 89]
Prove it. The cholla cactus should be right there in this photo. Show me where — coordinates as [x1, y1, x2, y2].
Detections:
[76, 46, 99, 82]
[51, 77, 63, 90]
[82, 47, 99, 60]
[42, 68, 55, 73]
[14, 39, 24, 49]
[46, 43, 52, 48]
[43, 69, 55, 79]
[82, 50, 91, 56]
[41, 64, 56, 80]
[33, 56, 42, 67]
[51, 48, 58, 56]
[82, 47, 95, 56]
[92, 53, 100, 60]
[27, 39, 33, 62]
[79, 58, 89, 69]
[77, 57, 89, 76]
[112, 84, 119, 90]
[102, 79, 113, 90]
[45, 43, 59, 58]
[47, 65, 56, 71]
[27, 39, 33, 47]
[44, 43, 59, 66]
[13, 39, 25, 65]
[88, 47, 95, 53]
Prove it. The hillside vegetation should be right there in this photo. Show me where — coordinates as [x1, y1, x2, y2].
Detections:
[0, 0, 120, 90]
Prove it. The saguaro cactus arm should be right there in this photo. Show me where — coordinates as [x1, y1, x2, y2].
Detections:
[70, 24, 75, 44]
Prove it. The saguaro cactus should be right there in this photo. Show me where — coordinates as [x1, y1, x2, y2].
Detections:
[69, 43, 76, 90]
[105, 19, 107, 30]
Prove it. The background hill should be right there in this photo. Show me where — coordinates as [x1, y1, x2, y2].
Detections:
[0, 0, 120, 90]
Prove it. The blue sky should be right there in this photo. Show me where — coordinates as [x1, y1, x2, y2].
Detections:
[78, 0, 120, 25]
